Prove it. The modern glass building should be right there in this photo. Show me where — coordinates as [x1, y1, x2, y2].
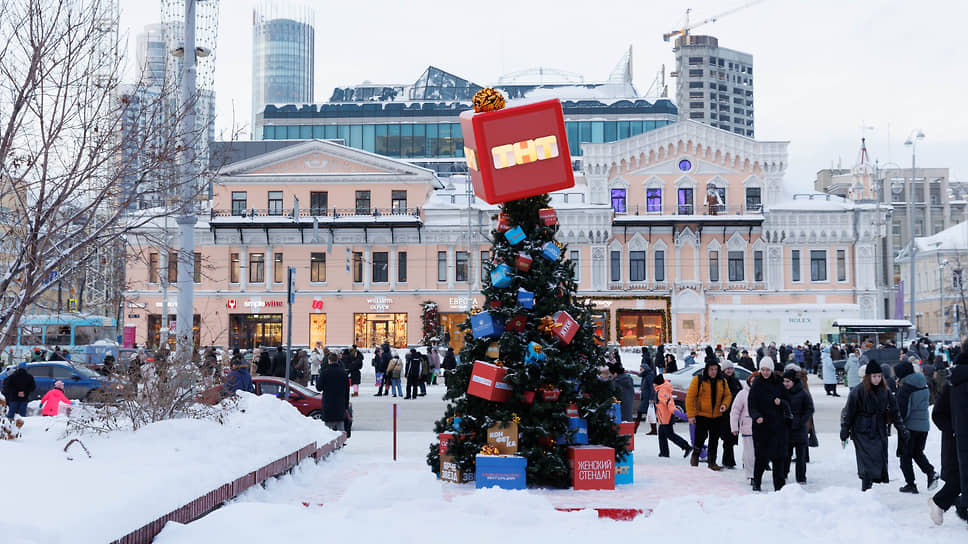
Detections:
[252, 3, 315, 131]
[255, 59, 678, 175]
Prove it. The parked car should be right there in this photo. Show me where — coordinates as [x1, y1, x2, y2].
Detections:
[666, 365, 752, 410]
[251, 376, 325, 419]
[0, 362, 122, 402]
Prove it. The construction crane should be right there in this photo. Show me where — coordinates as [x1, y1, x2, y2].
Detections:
[663, 1, 765, 43]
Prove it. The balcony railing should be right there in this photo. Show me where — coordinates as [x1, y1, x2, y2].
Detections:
[212, 207, 422, 219]
[615, 204, 762, 217]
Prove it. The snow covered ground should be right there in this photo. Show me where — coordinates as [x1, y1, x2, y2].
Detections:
[156, 388, 967, 543]
[0, 393, 338, 543]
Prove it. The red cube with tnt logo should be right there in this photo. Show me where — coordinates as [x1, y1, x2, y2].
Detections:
[552, 310, 579, 344]
[459, 99, 575, 204]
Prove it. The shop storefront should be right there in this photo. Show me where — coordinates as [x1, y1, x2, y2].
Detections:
[309, 314, 327, 348]
[146, 314, 200, 350]
[354, 312, 407, 348]
[440, 312, 469, 352]
[616, 309, 667, 346]
[229, 314, 283, 349]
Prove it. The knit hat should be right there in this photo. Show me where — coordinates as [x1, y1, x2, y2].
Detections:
[782, 369, 799, 382]
[759, 357, 774, 370]
[721, 360, 734, 370]
[865, 360, 883, 375]
[704, 357, 721, 370]
[653, 374, 665, 386]
[894, 361, 914, 380]
[54, 380, 64, 389]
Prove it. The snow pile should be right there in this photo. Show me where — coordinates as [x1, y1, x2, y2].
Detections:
[0, 392, 339, 543]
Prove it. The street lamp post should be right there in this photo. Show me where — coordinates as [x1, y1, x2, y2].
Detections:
[904, 130, 925, 338]
[940, 258, 948, 338]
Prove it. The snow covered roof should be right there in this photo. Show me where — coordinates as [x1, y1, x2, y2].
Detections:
[914, 221, 968, 252]
[767, 193, 856, 211]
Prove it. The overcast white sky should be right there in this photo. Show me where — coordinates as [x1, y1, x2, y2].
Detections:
[119, 0, 968, 191]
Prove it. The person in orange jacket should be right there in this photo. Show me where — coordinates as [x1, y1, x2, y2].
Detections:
[686, 359, 733, 470]
[40, 380, 72, 416]
[654, 375, 692, 458]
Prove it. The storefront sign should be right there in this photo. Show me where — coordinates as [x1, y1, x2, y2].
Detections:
[448, 296, 481, 311]
[367, 296, 393, 311]
[155, 301, 177, 308]
[244, 300, 284, 309]
[580, 298, 613, 308]
[127, 314, 141, 319]
[311, 299, 324, 310]
[226, 299, 237, 309]
[127, 302, 147, 309]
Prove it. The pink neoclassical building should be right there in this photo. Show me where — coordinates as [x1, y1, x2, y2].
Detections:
[122, 121, 885, 351]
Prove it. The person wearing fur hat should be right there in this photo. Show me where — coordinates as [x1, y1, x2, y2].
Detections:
[685, 356, 732, 471]
[654, 374, 692, 458]
[841, 360, 910, 491]
[894, 361, 938, 494]
[748, 357, 790, 491]
[40, 380, 72, 416]
[929, 351, 968, 526]
[783, 368, 815, 484]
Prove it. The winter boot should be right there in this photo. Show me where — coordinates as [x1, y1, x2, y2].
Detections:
[930, 498, 944, 526]
[647, 423, 658, 435]
[682, 446, 693, 459]
[862, 477, 873, 492]
[899, 483, 919, 494]
[927, 471, 939, 490]
[690, 450, 700, 467]
[633, 420, 641, 434]
[708, 462, 723, 471]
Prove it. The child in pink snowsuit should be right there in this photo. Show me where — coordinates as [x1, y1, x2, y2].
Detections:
[40, 380, 72, 416]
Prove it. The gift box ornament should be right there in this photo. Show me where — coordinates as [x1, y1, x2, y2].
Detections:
[490, 264, 513, 288]
[541, 241, 561, 261]
[440, 457, 475, 484]
[496, 213, 511, 233]
[504, 226, 526, 246]
[521, 391, 536, 404]
[471, 311, 505, 338]
[615, 452, 634, 485]
[452, 416, 462, 432]
[486, 421, 519, 455]
[517, 287, 534, 309]
[525, 341, 546, 365]
[566, 403, 579, 418]
[439, 432, 473, 457]
[568, 445, 615, 490]
[539, 207, 558, 226]
[506, 314, 527, 333]
[475, 454, 527, 490]
[618, 421, 635, 451]
[515, 252, 533, 273]
[557, 417, 589, 445]
[467, 360, 513, 402]
[608, 401, 622, 424]
[551, 310, 579, 344]
[486, 342, 500, 359]
[540, 386, 561, 402]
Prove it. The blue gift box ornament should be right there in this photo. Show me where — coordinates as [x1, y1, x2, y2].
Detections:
[504, 226, 526, 246]
[517, 287, 534, 309]
[471, 311, 505, 338]
[453, 416, 462, 432]
[615, 452, 634, 485]
[556, 417, 589, 445]
[541, 241, 561, 261]
[490, 264, 512, 288]
[525, 341, 546, 365]
[609, 402, 622, 424]
[475, 455, 527, 490]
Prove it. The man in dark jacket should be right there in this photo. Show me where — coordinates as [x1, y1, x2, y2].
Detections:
[720, 361, 744, 469]
[316, 352, 350, 432]
[738, 350, 755, 372]
[3, 363, 36, 417]
[929, 353, 968, 526]
[223, 356, 254, 397]
[404, 349, 422, 400]
[609, 362, 636, 423]
[783, 368, 815, 484]
[271, 345, 287, 378]
[895, 361, 937, 493]
[634, 360, 656, 434]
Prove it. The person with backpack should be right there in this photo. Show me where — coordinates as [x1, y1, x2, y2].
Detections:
[404, 349, 422, 399]
[386, 355, 403, 398]
[894, 361, 938, 494]
[685, 358, 733, 471]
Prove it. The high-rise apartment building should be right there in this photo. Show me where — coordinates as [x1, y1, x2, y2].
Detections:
[252, 3, 315, 132]
[673, 35, 754, 137]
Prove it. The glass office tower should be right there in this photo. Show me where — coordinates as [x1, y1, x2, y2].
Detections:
[252, 2, 315, 131]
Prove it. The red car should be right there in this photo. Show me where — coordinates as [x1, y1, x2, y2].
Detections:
[251, 376, 324, 419]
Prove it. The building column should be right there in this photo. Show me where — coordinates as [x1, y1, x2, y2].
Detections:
[240, 245, 248, 293]
[447, 246, 455, 289]
[363, 246, 371, 290]
[591, 245, 606, 291]
[389, 246, 397, 290]
[266, 245, 274, 290]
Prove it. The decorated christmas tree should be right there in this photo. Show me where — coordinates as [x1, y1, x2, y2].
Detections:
[419, 300, 440, 346]
[427, 189, 630, 488]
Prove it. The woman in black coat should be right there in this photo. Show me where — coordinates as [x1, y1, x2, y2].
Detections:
[840, 361, 909, 491]
[783, 369, 815, 484]
[930, 359, 968, 525]
[748, 357, 790, 491]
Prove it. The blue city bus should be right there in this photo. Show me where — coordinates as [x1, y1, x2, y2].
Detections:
[4, 314, 118, 364]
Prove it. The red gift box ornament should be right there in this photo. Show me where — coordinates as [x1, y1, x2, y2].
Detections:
[515, 252, 533, 273]
[552, 310, 578, 344]
[495, 213, 511, 233]
[460, 93, 575, 205]
[539, 208, 558, 226]
[506, 314, 527, 333]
